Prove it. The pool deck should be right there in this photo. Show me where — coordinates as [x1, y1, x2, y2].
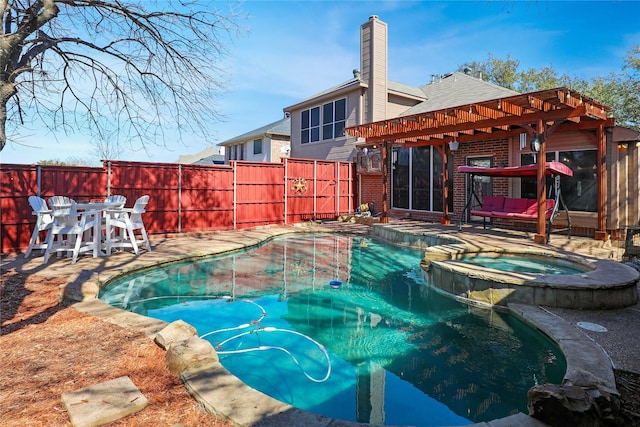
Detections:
[2, 220, 639, 427]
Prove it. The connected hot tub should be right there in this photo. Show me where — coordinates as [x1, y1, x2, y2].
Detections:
[421, 246, 639, 309]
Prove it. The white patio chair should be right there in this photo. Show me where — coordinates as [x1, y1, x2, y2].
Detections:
[43, 196, 98, 264]
[24, 196, 54, 258]
[104, 195, 127, 208]
[105, 195, 151, 256]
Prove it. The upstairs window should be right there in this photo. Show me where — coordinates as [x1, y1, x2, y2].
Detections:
[301, 98, 346, 143]
[301, 106, 320, 144]
[322, 99, 346, 140]
[253, 138, 263, 155]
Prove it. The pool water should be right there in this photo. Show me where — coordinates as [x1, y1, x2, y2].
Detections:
[100, 234, 566, 426]
[458, 253, 587, 275]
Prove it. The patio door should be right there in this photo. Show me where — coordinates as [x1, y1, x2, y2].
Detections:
[466, 157, 493, 222]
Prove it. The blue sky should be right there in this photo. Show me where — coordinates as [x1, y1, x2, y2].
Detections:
[1, 0, 639, 165]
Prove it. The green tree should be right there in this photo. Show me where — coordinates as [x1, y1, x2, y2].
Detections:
[0, 1, 244, 153]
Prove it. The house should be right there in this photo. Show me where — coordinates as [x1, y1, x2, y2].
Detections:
[283, 15, 518, 162]
[211, 15, 640, 241]
[217, 116, 291, 164]
[176, 146, 225, 165]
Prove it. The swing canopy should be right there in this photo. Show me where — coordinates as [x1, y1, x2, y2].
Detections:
[457, 161, 573, 178]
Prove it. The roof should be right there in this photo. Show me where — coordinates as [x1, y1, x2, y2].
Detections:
[284, 78, 365, 111]
[284, 78, 429, 112]
[402, 72, 519, 115]
[388, 81, 427, 100]
[176, 146, 222, 164]
[218, 117, 290, 147]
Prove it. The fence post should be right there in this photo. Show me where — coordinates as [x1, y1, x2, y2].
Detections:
[178, 164, 182, 233]
[233, 161, 237, 230]
[107, 161, 112, 197]
[313, 160, 317, 221]
[36, 165, 42, 197]
[336, 162, 340, 217]
[283, 158, 288, 225]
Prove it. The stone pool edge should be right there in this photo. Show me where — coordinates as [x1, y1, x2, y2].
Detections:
[66, 224, 603, 427]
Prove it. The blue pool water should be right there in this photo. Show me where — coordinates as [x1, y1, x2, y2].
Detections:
[100, 234, 566, 426]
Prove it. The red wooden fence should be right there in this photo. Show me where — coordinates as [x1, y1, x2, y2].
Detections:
[0, 158, 355, 254]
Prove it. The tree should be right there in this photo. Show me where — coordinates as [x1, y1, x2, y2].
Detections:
[0, 0, 243, 153]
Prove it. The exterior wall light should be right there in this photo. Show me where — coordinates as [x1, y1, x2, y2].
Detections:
[530, 135, 544, 152]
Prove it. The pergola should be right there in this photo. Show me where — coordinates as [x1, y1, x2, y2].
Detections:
[345, 87, 614, 243]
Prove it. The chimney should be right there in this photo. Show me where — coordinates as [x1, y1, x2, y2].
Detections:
[360, 15, 388, 122]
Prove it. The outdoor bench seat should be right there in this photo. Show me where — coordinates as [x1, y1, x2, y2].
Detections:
[471, 196, 556, 227]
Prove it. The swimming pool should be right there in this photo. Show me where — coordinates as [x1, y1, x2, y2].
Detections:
[100, 234, 566, 426]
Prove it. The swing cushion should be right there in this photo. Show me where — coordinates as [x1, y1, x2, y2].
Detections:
[471, 196, 556, 221]
[470, 196, 505, 217]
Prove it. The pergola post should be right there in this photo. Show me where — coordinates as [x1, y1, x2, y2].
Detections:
[440, 143, 450, 224]
[595, 123, 608, 240]
[381, 141, 389, 224]
[534, 118, 547, 244]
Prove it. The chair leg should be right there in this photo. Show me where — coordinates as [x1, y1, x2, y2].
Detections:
[43, 231, 56, 264]
[25, 226, 41, 258]
[71, 233, 84, 264]
[127, 224, 139, 255]
[140, 227, 151, 252]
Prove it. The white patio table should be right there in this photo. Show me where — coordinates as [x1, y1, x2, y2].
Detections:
[75, 201, 126, 257]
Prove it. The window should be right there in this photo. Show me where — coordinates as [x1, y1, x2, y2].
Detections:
[391, 146, 445, 212]
[301, 107, 320, 144]
[520, 149, 597, 212]
[253, 138, 262, 155]
[301, 98, 346, 143]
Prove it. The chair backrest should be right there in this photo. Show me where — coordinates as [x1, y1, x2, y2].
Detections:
[48, 195, 74, 209]
[48, 196, 78, 227]
[29, 195, 53, 226]
[105, 195, 127, 208]
[129, 195, 149, 223]
[28, 196, 49, 213]
[132, 195, 149, 214]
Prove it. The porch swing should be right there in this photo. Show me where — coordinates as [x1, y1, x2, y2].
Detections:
[457, 161, 573, 241]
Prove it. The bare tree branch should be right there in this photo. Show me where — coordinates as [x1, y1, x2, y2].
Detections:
[0, 0, 244, 154]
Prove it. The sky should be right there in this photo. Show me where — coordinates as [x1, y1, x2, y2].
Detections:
[1, 0, 639, 165]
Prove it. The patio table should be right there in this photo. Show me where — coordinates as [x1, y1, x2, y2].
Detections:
[75, 201, 126, 257]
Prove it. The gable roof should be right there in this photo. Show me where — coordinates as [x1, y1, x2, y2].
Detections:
[218, 116, 290, 147]
[284, 78, 365, 111]
[401, 72, 519, 115]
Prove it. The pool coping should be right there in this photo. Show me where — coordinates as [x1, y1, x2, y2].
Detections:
[68, 223, 621, 427]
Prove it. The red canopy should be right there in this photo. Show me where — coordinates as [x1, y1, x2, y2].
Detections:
[457, 161, 573, 177]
